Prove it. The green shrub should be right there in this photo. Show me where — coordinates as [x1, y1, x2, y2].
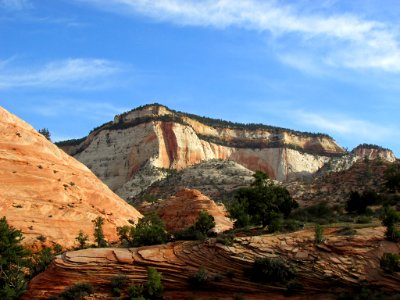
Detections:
[75, 230, 89, 249]
[380, 253, 400, 274]
[118, 214, 168, 247]
[127, 284, 144, 300]
[228, 171, 298, 228]
[315, 224, 324, 244]
[92, 216, 107, 247]
[283, 219, 302, 232]
[267, 212, 283, 233]
[216, 233, 234, 246]
[146, 267, 163, 298]
[29, 247, 55, 277]
[37, 234, 46, 242]
[193, 211, 215, 235]
[250, 257, 295, 283]
[175, 211, 215, 241]
[175, 227, 205, 241]
[111, 274, 128, 296]
[57, 283, 94, 300]
[189, 267, 209, 288]
[385, 162, 400, 192]
[0, 217, 30, 299]
[381, 206, 400, 242]
[385, 224, 400, 242]
[289, 202, 335, 224]
[346, 190, 380, 214]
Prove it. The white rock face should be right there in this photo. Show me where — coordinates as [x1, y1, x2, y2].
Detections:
[59, 104, 355, 199]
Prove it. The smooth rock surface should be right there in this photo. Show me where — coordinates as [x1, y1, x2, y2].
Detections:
[0, 106, 142, 248]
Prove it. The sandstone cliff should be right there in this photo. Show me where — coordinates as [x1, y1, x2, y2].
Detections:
[139, 188, 233, 233]
[0, 106, 142, 248]
[58, 104, 346, 200]
[352, 144, 396, 162]
[25, 226, 400, 299]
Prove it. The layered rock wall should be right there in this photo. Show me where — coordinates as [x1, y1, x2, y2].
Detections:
[25, 227, 400, 299]
[60, 104, 343, 199]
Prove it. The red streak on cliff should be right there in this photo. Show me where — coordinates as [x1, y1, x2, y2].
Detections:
[161, 122, 179, 168]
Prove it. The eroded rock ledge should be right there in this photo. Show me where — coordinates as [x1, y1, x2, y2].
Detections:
[25, 227, 400, 299]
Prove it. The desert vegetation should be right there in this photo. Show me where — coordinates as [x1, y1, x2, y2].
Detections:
[0, 217, 62, 299]
[3, 158, 400, 299]
[228, 171, 298, 231]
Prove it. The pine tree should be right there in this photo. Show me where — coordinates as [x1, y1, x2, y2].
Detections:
[75, 230, 89, 249]
[0, 217, 30, 299]
[92, 217, 107, 247]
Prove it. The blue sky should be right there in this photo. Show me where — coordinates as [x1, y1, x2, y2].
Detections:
[1, 0, 399, 156]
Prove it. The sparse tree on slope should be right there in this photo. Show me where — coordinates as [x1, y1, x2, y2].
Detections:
[92, 217, 107, 247]
[0, 217, 30, 299]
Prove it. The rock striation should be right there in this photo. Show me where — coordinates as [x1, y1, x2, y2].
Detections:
[0, 106, 142, 249]
[139, 188, 233, 233]
[58, 104, 346, 200]
[25, 226, 400, 299]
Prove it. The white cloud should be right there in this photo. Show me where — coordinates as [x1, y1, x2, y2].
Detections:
[30, 100, 129, 120]
[0, 58, 124, 90]
[78, 0, 400, 72]
[0, 0, 32, 10]
[294, 110, 397, 141]
[277, 53, 325, 76]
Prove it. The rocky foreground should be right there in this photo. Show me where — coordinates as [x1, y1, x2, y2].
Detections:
[0, 106, 142, 248]
[25, 226, 400, 299]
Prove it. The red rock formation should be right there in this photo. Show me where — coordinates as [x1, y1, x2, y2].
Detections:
[140, 188, 233, 233]
[0, 106, 142, 248]
[24, 226, 400, 299]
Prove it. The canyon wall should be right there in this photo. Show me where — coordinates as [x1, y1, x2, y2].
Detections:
[59, 104, 347, 199]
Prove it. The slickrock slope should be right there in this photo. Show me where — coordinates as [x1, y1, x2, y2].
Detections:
[25, 227, 400, 299]
[0, 107, 142, 248]
[139, 188, 233, 233]
[58, 104, 345, 200]
[133, 159, 254, 204]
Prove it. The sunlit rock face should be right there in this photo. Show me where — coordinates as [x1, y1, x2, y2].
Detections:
[0, 106, 142, 248]
[139, 188, 233, 233]
[59, 104, 347, 200]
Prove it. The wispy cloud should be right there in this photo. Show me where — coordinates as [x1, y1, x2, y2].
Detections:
[0, 0, 32, 10]
[294, 110, 397, 142]
[78, 0, 400, 73]
[0, 58, 124, 90]
[29, 100, 129, 120]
